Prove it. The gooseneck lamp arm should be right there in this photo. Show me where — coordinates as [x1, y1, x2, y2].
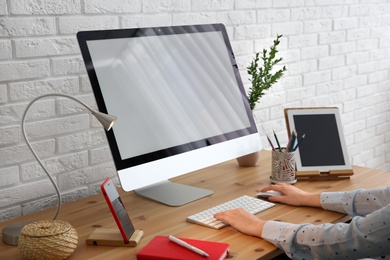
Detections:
[21, 93, 117, 220]
[2, 94, 115, 246]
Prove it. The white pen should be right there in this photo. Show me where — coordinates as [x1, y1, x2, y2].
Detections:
[168, 235, 209, 257]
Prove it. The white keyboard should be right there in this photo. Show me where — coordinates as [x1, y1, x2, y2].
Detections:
[186, 195, 275, 229]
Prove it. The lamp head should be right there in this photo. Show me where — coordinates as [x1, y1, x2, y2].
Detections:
[91, 110, 116, 131]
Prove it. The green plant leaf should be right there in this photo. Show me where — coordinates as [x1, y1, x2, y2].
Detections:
[247, 35, 287, 110]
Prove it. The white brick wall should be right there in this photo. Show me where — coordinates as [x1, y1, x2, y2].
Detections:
[0, 0, 390, 221]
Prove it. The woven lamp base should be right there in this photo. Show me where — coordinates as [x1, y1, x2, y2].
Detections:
[18, 220, 78, 260]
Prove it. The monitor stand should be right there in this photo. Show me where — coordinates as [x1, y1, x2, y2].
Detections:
[134, 180, 213, 206]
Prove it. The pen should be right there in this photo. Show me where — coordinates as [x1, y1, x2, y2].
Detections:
[169, 235, 209, 257]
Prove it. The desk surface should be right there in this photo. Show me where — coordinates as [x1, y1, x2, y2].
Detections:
[1, 150, 390, 260]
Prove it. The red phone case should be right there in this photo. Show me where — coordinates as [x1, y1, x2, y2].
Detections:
[101, 178, 133, 243]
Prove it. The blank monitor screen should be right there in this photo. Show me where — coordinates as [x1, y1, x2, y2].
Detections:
[77, 24, 261, 205]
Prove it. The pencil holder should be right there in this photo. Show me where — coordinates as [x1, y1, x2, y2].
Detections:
[270, 148, 297, 184]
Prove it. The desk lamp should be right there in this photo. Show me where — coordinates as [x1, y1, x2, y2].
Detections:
[2, 93, 116, 246]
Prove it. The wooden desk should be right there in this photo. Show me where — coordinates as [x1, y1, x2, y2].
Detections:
[1, 151, 390, 259]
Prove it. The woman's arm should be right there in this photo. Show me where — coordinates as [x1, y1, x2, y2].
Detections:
[261, 205, 390, 259]
[320, 187, 390, 216]
[261, 184, 390, 216]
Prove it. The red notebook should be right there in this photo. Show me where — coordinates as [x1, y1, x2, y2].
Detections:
[136, 236, 230, 260]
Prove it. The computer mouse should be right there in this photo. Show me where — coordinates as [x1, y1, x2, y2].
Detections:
[256, 190, 283, 199]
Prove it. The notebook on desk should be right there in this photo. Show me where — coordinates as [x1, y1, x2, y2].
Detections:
[136, 236, 229, 260]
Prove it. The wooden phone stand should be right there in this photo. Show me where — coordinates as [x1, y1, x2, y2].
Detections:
[296, 169, 354, 180]
[86, 229, 144, 247]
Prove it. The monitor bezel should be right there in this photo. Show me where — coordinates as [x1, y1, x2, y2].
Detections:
[77, 23, 258, 172]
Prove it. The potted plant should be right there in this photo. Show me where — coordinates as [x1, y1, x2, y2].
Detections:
[247, 34, 287, 110]
[237, 35, 287, 167]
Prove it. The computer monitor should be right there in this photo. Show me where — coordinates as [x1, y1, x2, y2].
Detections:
[77, 23, 262, 206]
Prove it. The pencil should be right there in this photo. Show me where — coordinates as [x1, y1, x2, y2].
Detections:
[293, 134, 305, 151]
[273, 130, 281, 151]
[266, 134, 275, 151]
[287, 130, 297, 152]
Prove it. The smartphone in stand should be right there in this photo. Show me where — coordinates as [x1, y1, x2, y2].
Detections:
[101, 177, 135, 244]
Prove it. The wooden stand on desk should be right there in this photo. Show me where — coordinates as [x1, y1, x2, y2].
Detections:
[296, 169, 354, 180]
[86, 229, 143, 247]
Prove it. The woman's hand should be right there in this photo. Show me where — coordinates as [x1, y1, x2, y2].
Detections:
[261, 183, 321, 208]
[214, 208, 265, 237]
